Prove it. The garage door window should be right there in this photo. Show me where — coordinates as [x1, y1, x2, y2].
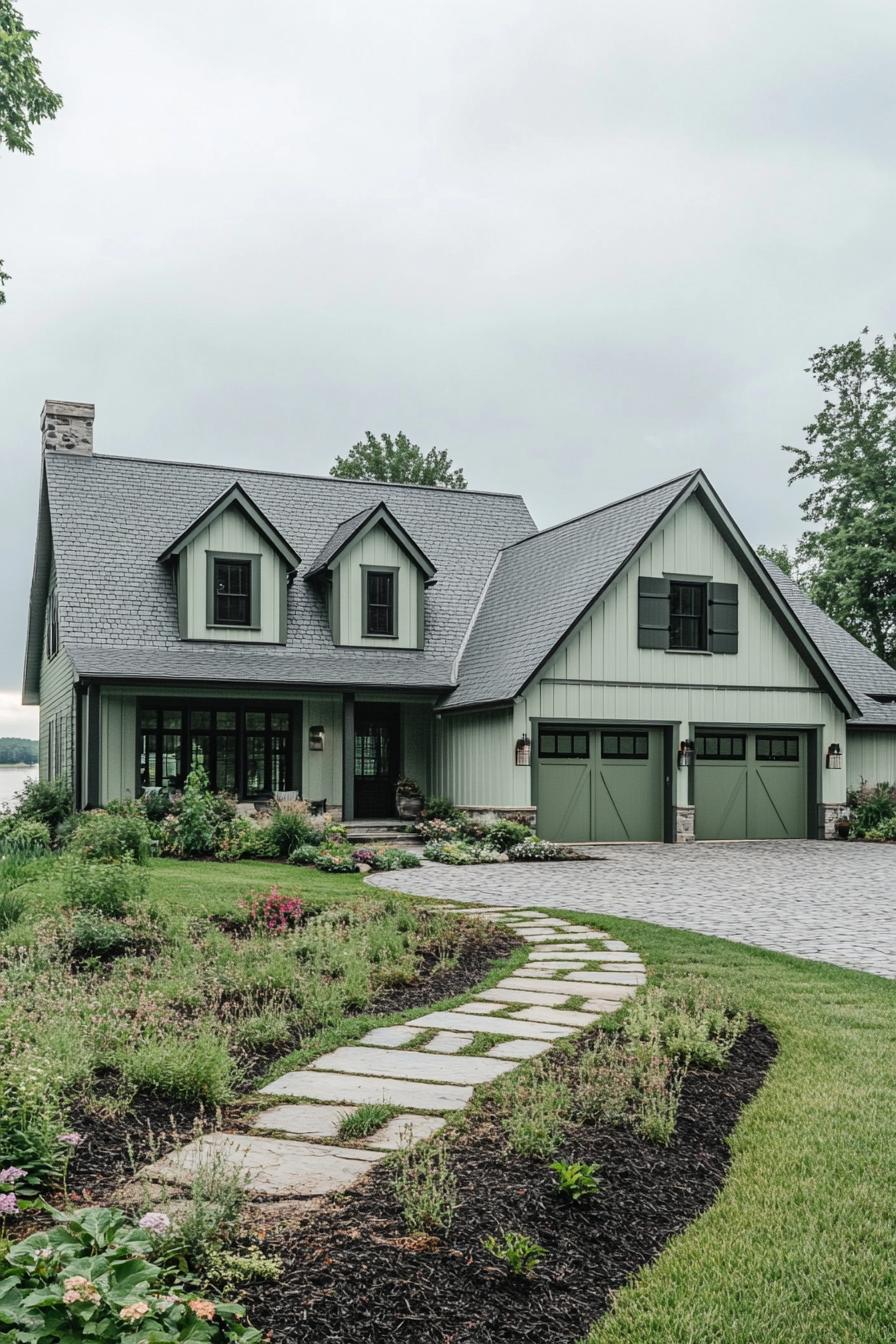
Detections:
[756, 735, 799, 762]
[539, 728, 589, 759]
[696, 734, 746, 760]
[602, 732, 649, 759]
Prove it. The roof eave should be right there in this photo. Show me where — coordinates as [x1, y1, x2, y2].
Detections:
[305, 502, 437, 581]
[22, 464, 52, 704]
[157, 481, 301, 569]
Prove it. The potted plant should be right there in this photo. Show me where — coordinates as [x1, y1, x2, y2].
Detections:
[395, 776, 424, 820]
[834, 815, 851, 840]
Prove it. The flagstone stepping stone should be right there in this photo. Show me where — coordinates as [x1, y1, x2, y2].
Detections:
[581, 998, 628, 1013]
[486, 1038, 554, 1060]
[603, 940, 630, 951]
[143, 1132, 383, 1197]
[452, 1000, 503, 1015]
[510, 1005, 602, 1028]
[251, 1103, 354, 1139]
[553, 979, 637, 999]
[512, 963, 587, 975]
[362, 1114, 446, 1150]
[477, 986, 573, 1008]
[261, 1069, 473, 1112]
[308, 1046, 517, 1087]
[529, 950, 642, 964]
[359, 1024, 426, 1048]
[492, 976, 588, 998]
[556, 972, 642, 990]
[423, 1031, 475, 1054]
[409, 1010, 573, 1040]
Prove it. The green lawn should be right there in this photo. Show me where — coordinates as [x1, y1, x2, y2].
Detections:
[545, 909, 896, 1344]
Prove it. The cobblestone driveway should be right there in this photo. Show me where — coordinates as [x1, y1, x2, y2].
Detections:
[369, 841, 896, 978]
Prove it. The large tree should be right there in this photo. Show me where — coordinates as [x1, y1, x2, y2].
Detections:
[330, 431, 468, 489]
[0, 2, 62, 304]
[784, 329, 896, 666]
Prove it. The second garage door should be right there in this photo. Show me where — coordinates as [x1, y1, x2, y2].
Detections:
[694, 730, 807, 840]
[536, 724, 664, 843]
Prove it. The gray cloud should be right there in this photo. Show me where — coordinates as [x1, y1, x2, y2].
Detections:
[2, 0, 895, 699]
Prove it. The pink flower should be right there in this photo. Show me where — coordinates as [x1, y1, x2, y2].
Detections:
[188, 1299, 216, 1320]
[119, 1302, 150, 1321]
[0, 1192, 19, 1215]
[58, 1132, 83, 1147]
[0, 1166, 26, 1184]
[138, 1211, 171, 1235]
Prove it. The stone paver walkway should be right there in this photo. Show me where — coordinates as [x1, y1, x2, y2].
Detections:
[141, 910, 642, 1198]
[368, 840, 896, 979]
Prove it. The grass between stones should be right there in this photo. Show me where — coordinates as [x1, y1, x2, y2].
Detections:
[553, 908, 896, 1344]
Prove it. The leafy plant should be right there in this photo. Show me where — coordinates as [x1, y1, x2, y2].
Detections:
[162, 767, 235, 857]
[419, 797, 464, 824]
[495, 1061, 572, 1158]
[0, 817, 51, 855]
[482, 819, 532, 852]
[313, 845, 357, 873]
[204, 1246, 283, 1293]
[395, 776, 422, 797]
[421, 839, 503, 865]
[337, 1103, 397, 1141]
[551, 1159, 601, 1201]
[68, 910, 135, 962]
[483, 1229, 545, 1277]
[139, 788, 174, 822]
[122, 1027, 234, 1104]
[391, 1138, 458, 1233]
[507, 837, 573, 861]
[330, 430, 467, 489]
[170, 1149, 249, 1268]
[12, 777, 71, 837]
[61, 854, 149, 917]
[415, 817, 461, 842]
[265, 801, 320, 855]
[287, 842, 320, 867]
[67, 810, 151, 865]
[240, 886, 303, 935]
[0, 1071, 68, 1195]
[0, 1205, 261, 1340]
[847, 781, 896, 837]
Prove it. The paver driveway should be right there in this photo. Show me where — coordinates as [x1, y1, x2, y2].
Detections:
[368, 840, 896, 978]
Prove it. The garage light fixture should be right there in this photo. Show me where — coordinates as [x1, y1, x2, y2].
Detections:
[826, 742, 843, 769]
[515, 734, 531, 767]
[677, 739, 695, 769]
[309, 725, 325, 751]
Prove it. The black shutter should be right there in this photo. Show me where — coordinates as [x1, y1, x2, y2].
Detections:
[708, 582, 738, 653]
[638, 576, 671, 649]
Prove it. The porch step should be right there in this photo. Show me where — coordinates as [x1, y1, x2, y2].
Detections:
[344, 820, 420, 845]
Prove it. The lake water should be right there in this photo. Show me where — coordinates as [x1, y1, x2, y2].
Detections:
[0, 766, 38, 810]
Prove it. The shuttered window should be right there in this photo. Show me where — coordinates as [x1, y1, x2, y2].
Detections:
[638, 577, 738, 654]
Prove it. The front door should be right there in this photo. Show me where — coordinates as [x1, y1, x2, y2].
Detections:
[354, 704, 400, 818]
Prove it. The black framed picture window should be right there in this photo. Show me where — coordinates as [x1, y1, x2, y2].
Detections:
[755, 735, 799, 762]
[601, 731, 649, 759]
[539, 727, 590, 759]
[695, 734, 747, 760]
[669, 581, 707, 651]
[365, 569, 396, 637]
[139, 703, 293, 796]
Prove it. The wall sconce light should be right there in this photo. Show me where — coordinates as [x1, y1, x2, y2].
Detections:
[309, 725, 325, 752]
[515, 733, 531, 767]
[826, 742, 843, 769]
[677, 739, 695, 769]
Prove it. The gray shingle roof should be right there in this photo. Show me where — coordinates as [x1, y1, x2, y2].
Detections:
[304, 504, 380, 575]
[762, 561, 896, 727]
[40, 453, 534, 691]
[441, 471, 698, 709]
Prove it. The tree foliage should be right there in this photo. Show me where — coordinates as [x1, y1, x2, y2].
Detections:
[330, 431, 468, 489]
[785, 329, 896, 667]
[755, 543, 792, 576]
[0, 2, 62, 304]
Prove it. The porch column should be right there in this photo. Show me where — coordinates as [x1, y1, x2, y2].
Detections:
[342, 692, 355, 822]
[85, 682, 101, 808]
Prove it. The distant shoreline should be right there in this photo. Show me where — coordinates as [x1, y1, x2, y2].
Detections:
[0, 762, 37, 769]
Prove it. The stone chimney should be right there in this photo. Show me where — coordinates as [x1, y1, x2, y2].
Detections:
[41, 400, 95, 454]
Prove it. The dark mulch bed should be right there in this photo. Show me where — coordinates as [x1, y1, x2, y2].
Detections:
[243, 1021, 777, 1344]
[60, 922, 520, 1206]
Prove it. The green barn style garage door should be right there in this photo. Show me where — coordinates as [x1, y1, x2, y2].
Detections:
[536, 725, 664, 843]
[694, 730, 807, 840]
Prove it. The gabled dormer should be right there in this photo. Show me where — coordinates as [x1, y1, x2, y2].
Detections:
[305, 502, 436, 649]
[158, 482, 300, 644]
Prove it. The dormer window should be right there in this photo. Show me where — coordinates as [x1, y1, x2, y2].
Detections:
[214, 558, 251, 626]
[365, 569, 397, 637]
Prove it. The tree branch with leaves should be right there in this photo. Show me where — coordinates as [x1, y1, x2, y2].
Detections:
[330, 431, 468, 489]
[0, 1, 62, 304]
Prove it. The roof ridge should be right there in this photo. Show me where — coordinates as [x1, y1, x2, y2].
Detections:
[64, 452, 529, 503]
[497, 469, 700, 552]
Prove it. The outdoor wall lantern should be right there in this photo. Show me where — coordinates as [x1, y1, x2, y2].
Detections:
[515, 733, 532, 767]
[677, 739, 695, 769]
[309, 725, 325, 752]
[826, 742, 843, 769]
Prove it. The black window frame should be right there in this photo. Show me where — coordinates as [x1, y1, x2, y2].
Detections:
[45, 588, 59, 661]
[212, 557, 252, 628]
[364, 567, 397, 638]
[601, 730, 650, 760]
[669, 580, 708, 651]
[695, 733, 747, 760]
[755, 734, 800, 762]
[138, 701, 296, 798]
[539, 726, 590, 759]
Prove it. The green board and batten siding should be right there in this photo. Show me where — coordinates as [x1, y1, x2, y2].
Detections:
[38, 563, 76, 786]
[845, 731, 896, 792]
[332, 524, 424, 649]
[179, 505, 285, 644]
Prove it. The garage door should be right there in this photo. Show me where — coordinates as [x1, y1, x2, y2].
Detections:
[536, 725, 664, 843]
[694, 730, 807, 840]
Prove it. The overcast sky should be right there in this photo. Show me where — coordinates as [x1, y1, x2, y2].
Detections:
[2, 1, 895, 736]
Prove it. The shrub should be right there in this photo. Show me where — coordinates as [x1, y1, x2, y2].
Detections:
[483, 1229, 545, 1277]
[0, 1070, 68, 1194]
[353, 846, 422, 871]
[499, 1070, 572, 1157]
[122, 1026, 234, 1104]
[551, 1159, 601, 1201]
[240, 886, 303, 935]
[62, 854, 149, 917]
[287, 842, 320, 867]
[507, 837, 572, 861]
[482, 819, 531, 852]
[575, 1039, 635, 1125]
[392, 1138, 458, 1233]
[140, 787, 174, 822]
[848, 780, 896, 836]
[0, 888, 26, 932]
[1, 1205, 262, 1342]
[67, 810, 151, 865]
[313, 845, 357, 873]
[421, 839, 503, 865]
[266, 801, 320, 855]
[0, 817, 52, 856]
[163, 767, 235, 857]
[419, 796, 464, 824]
[205, 1246, 283, 1292]
[172, 1147, 249, 1267]
[13, 777, 72, 837]
[68, 910, 134, 962]
[863, 815, 896, 841]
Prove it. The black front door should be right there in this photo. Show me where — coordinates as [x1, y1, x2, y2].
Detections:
[354, 704, 400, 818]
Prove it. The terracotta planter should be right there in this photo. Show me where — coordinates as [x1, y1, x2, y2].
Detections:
[396, 793, 423, 820]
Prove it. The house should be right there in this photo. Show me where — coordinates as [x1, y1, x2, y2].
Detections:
[23, 399, 896, 842]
